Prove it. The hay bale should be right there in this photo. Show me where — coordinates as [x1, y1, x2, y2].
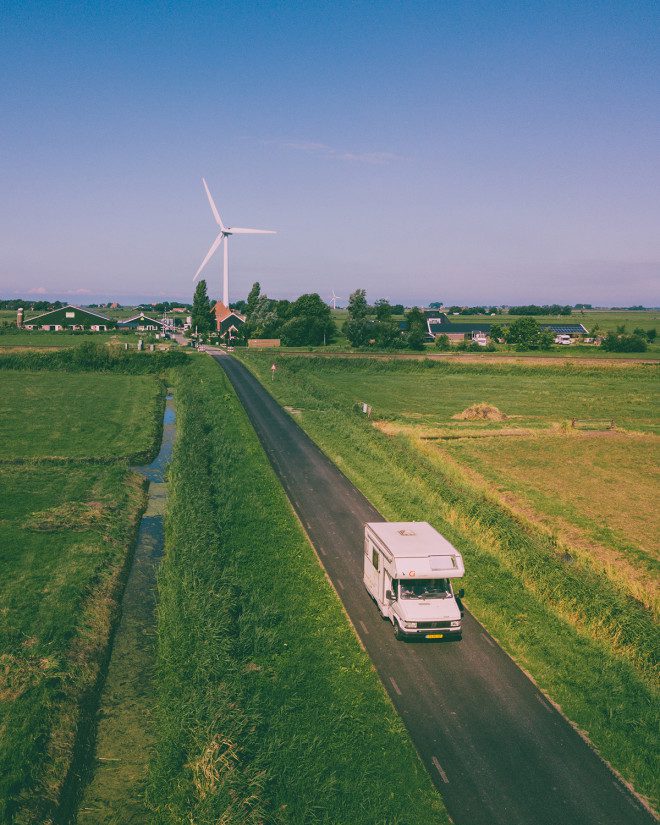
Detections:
[452, 403, 507, 421]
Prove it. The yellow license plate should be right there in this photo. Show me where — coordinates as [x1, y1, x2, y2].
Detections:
[426, 633, 444, 639]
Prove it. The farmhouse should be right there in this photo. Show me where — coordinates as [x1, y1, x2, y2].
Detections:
[117, 313, 166, 332]
[21, 305, 115, 331]
[211, 301, 246, 341]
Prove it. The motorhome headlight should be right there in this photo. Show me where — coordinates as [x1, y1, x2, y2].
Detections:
[403, 621, 417, 629]
[450, 621, 460, 627]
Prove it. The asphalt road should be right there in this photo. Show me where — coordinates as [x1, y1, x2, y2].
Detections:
[214, 353, 654, 825]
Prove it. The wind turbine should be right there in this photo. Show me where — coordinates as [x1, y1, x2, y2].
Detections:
[193, 178, 275, 307]
[330, 290, 342, 309]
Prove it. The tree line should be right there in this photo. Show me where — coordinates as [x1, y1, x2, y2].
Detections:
[342, 289, 428, 350]
[191, 281, 336, 346]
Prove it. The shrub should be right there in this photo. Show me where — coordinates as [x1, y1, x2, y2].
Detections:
[601, 333, 648, 353]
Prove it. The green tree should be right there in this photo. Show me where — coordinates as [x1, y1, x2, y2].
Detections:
[374, 298, 393, 321]
[246, 282, 261, 317]
[281, 293, 336, 345]
[374, 320, 406, 348]
[406, 324, 427, 350]
[347, 289, 369, 320]
[601, 332, 647, 352]
[434, 333, 451, 350]
[248, 295, 279, 338]
[504, 317, 553, 350]
[344, 318, 375, 347]
[191, 280, 212, 333]
[489, 323, 505, 341]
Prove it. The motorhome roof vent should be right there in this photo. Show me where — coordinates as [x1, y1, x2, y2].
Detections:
[398, 529, 416, 536]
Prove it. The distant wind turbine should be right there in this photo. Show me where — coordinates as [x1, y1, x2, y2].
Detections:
[330, 290, 342, 309]
[193, 178, 276, 307]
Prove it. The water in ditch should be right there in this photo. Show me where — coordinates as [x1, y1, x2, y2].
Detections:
[68, 392, 175, 824]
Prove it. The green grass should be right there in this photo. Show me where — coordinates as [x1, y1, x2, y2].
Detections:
[237, 351, 660, 809]
[0, 351, 171, 821]
[0, 371, 164, 462]
[148, 356, 448, 824]
[0, 331, 152, 348]
[270, 355, 659, 432]
[0, 464, 146, 823]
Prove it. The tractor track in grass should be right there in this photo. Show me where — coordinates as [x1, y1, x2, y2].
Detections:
[214, 352, 655, 825]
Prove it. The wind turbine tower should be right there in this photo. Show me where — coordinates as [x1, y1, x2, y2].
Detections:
[330, 290, 342, 309]
[193, 178, 275, 307]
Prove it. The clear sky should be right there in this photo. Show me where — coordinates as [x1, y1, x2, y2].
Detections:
[1, 1, 658, 306]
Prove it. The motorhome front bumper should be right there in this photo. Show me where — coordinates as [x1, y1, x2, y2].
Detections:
[401, 625, 462, 640]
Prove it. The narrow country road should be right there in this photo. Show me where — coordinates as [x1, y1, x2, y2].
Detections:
[214, 352, 654, 825]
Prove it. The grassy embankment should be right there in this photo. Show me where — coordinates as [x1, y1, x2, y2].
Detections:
[237, 352, 660, 810]
[148, 356, 447, 824]
[0, 349, 170, 822]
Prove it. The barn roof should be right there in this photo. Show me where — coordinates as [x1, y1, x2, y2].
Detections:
[118, 314, 164, 326]
[427, 319, 492, 334]
[25, 304, 111, 323]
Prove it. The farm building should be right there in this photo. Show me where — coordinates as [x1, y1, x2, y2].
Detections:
[117, 313, 166, 332]
[426, 315, 588, 342]
[211, 301, 246, 341]
[21, 305, 115, 331]
[426, 316, 492, 342]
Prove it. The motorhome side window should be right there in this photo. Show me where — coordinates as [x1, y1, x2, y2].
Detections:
[371, 547, 379, 570]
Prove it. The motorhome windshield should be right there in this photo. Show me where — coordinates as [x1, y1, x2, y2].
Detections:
[399, 579, 451, 599]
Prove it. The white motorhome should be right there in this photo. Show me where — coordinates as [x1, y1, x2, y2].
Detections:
[364, 522, 465, 641]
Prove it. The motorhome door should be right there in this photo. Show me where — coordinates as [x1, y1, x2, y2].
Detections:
[384, 570, 393, 601]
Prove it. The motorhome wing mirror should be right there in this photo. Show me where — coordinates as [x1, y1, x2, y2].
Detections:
[457, 588, 465, 599]
[385, 590, 394, 601]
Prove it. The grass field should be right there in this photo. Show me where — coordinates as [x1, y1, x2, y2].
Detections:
[0, 371, 164, 461]
[0, 331, 159, 349]
[0, 464, 146, 823]
[149, 356, 448, 824]
[309, 359, 658, 432]
[0, 355, 168, 821]
[238, 351, 660, 809]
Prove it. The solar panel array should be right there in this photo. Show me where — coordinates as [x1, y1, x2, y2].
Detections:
[541, 324, 588, 334]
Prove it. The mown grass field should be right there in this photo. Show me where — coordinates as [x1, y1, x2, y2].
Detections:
[0, 370, 163, 461]
[149, 356, 448, 824]
[0, 462, 146, 823]
[0, 351, 169, 822]
[238, 351, 660, 809]
[312, 359, 658, 432]
[0, 331, 152, 349]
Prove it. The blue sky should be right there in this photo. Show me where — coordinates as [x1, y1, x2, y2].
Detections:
[1, 1, 658, 306]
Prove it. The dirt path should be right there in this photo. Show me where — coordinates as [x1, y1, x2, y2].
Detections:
[68, 394, 175, 824]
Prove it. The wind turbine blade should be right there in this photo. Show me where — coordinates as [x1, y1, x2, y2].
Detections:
[193, 233, 224, 281]
[229, 227, 276, 234]
[202, 178, 225, 229]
